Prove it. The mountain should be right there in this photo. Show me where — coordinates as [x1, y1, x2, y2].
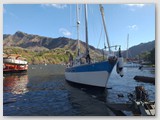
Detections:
[122, 40, 155, 58]
[3, 31, 103, 64]
[3, 31, 99, 52]
[3, 31, 155, 64]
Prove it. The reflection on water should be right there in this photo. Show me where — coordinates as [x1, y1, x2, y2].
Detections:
[3, 73, 29, 94]
[3, 65, 78, 116]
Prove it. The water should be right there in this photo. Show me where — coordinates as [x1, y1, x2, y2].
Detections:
[107, 67, 155, 103]
[3, 64, 155, 116]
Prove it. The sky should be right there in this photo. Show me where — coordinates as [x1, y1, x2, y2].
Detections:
[3, 4, 155, 50]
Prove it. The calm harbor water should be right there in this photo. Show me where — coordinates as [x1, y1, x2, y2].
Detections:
[3, 64, 155, 116]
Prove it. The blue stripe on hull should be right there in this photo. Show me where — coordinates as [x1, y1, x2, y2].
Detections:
[65, 61, 115, 73]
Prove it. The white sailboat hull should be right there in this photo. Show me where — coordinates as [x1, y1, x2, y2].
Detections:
[65, 71, 110, 88]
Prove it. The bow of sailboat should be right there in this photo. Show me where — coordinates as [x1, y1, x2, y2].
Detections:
[65, 60, 116, 88]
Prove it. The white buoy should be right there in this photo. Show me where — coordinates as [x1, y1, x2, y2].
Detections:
[116, 57, 124, 77]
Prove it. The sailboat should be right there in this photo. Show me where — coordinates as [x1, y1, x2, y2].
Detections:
[65, 4, 123, 88]
[124, 34, 141, 67]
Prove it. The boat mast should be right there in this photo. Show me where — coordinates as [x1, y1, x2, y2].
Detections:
[99, 4, 111, 54]
[76, 4, 80, 56]
[126, 34, 129, 60]
[84, 4, 89, 56]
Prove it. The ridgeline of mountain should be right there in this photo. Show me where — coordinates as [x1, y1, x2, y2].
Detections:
[3, 31, 102, 64]
[3, 31, 98, 52]
[122, 40, 155, 58]
[3, 31, 155, 64]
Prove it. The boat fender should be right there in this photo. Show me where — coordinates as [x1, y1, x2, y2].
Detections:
[116, 57, 124, 77]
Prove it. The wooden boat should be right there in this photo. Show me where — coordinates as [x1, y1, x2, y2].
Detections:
[128, 86, 155, 116]
[134, 76, 155, 84]
[136, 101, 155, 116]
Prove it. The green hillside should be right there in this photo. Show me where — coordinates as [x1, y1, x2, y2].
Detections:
[3, 47, 73, 64]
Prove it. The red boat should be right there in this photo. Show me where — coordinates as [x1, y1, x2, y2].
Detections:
[3, 54, 28, 73]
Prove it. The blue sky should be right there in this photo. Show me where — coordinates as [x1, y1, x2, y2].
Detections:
[3, 4, 155, 50]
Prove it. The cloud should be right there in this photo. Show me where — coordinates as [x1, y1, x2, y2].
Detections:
[124, 4, 145, 11]
[128, 25, 138, 30]
[59, 28, 71, 36]
[41, 4, 67, 9]
[125, 4, 145, 8]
